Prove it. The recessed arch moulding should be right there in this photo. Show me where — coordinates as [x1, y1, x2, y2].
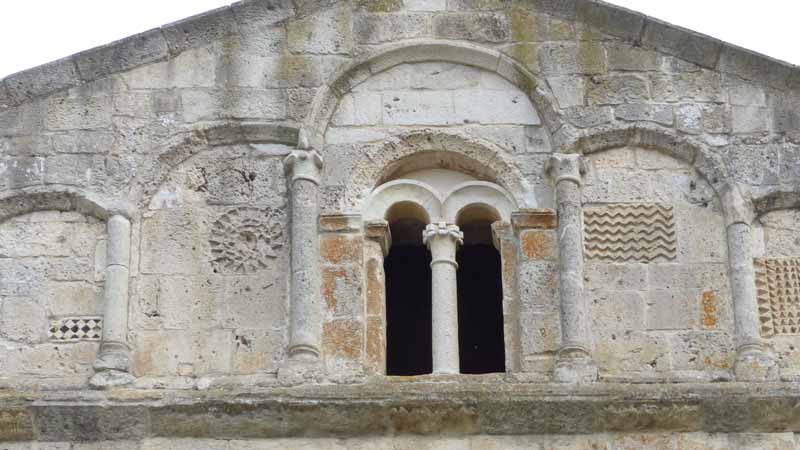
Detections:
[0, 187, 135, 388]
[311, 40, 561, 215]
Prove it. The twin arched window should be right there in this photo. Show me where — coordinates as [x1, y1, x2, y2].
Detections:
[364, 169, 515, 375]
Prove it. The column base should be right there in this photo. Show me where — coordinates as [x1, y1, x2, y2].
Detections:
[554, 346, 597, 384]
[734, 343, 779, 382]
[278, 358, 325, 386]
[89, 369, 135, 389]
[91, 343, 134, 389]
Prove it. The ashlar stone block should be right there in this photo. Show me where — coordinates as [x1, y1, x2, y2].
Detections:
[287, 5, 353, 54]
[645, 289, 698, 330]
[131, 329, 232, 376]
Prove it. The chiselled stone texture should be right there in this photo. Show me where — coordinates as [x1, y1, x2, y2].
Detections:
[755, 258, 800, 337]
[48, 317, 102, 341]
[208, 207, 285, 274]
[0, 0, 799, 445]
[584, 203, 677, 263]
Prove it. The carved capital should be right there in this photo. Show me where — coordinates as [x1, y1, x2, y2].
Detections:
[721, 183, 755, 226]
[365, 219, 392, 257]
[284, 149, 323, 185]
[422, 222, 464, 247]
[545, 153, 586, 186]
[491, 221, 511, 251]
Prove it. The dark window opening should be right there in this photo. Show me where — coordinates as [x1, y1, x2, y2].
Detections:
[385, 203, 432, 376]
[457, 210, 506, 374]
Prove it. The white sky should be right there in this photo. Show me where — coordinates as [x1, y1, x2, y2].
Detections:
[0, 0, 797, 79]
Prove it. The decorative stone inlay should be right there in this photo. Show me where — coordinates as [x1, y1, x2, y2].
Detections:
[584, 203, 677, 262]
[209, 207, 284, 274]
[755, 257, 800, 336]
[48, 317, 102, 341]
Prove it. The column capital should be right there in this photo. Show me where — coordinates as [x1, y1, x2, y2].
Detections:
[721, 182, 755, 227]
[365, 219, 392, 257]
[422, 222, 464, 247]
[284, 149, 323, 185]
[545, 153, 586, 186]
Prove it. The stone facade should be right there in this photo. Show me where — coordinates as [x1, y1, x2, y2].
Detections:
[1, 0, 800, 447]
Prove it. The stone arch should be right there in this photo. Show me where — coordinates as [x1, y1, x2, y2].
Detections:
[138, 122, 301, 209]
[363, 179, 442, 222]
[443, 181, 516, 224]
[0, 186, 125, 223]
[340, 130, 536, 213]
[303, 39, 562, 148]
[562, 124, 731, 207]
[754, 190, 800, 218]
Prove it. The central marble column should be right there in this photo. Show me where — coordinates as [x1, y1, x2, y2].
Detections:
[281, 149, 324, 383]
[546, 154, 597, 383]
[423, 222, 463, 375]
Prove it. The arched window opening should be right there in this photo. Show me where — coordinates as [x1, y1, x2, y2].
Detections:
[384, 202, 433, 376]
[457, 204, 506, 374]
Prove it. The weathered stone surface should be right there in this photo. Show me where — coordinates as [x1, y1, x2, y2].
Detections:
[0, 1, 798, 446]
[641, 18, 721, 69]
[75, 29, 169, 81]
[433, 13, 509, 43]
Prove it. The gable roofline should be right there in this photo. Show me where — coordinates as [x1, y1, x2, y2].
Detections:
[1, 0, 798, 109]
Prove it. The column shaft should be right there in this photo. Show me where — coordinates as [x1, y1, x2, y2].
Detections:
[424, 223, 463, 375]
[91, 214, 134, 388]
[285, 150, 323, 362]
[555, 180, 589, 350]
[546, 154, 596, 383]
[727, 222, 761, 347]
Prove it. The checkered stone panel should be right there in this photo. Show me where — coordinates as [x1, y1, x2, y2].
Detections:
[48, 317, 103, 341]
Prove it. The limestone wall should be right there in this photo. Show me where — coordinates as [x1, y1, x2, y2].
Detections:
[0, 210, 105, 387]
[0, 0, 800, 444]
[2, 433, 799, 450]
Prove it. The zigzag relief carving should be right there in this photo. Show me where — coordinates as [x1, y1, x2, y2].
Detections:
[755, 257, 800, 337]
[584, 203, 677, 263]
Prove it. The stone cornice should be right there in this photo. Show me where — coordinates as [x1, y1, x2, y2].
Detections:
[3, 382, 800, 440]
[1, 0, 799, 110]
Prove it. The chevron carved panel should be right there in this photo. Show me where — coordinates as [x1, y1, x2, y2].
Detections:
[755, 257, 800, 337]
[584, 203, 677, 263]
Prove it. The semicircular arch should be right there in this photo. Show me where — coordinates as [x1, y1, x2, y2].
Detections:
[443, 181, 516, 224]
[0, 186, 125, 223]
[340, 130, 536, 214]
[363, 179, 442, 223]
[137, 122, 301, 209]
[304, 39, 561, 148]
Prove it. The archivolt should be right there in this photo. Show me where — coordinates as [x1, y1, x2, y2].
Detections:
[338, 130, 536, 214]
[754, 190, 800, 218]
[0, 186, 125, 223]
[562, 124, 730, 193]
[303, 39, 562, 148]
[137, 121, 301, 209]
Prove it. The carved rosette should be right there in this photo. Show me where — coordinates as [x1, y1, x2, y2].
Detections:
[209, 207, 285, 274]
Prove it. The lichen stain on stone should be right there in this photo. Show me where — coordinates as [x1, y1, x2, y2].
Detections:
[322, 267, 347, 313]
[323, 319, 362, 360]
[357, 0, 403, 13]
[509, 7, 536, 42]
[704, 355, 730, 370]
[388, 405, 480, 435]
[701, 290, 718, 329]
[503, 43, 540, 74]
[365, 258, 384, 316]
[521, 230, 554, 260]
[320, 235, 363, 265]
